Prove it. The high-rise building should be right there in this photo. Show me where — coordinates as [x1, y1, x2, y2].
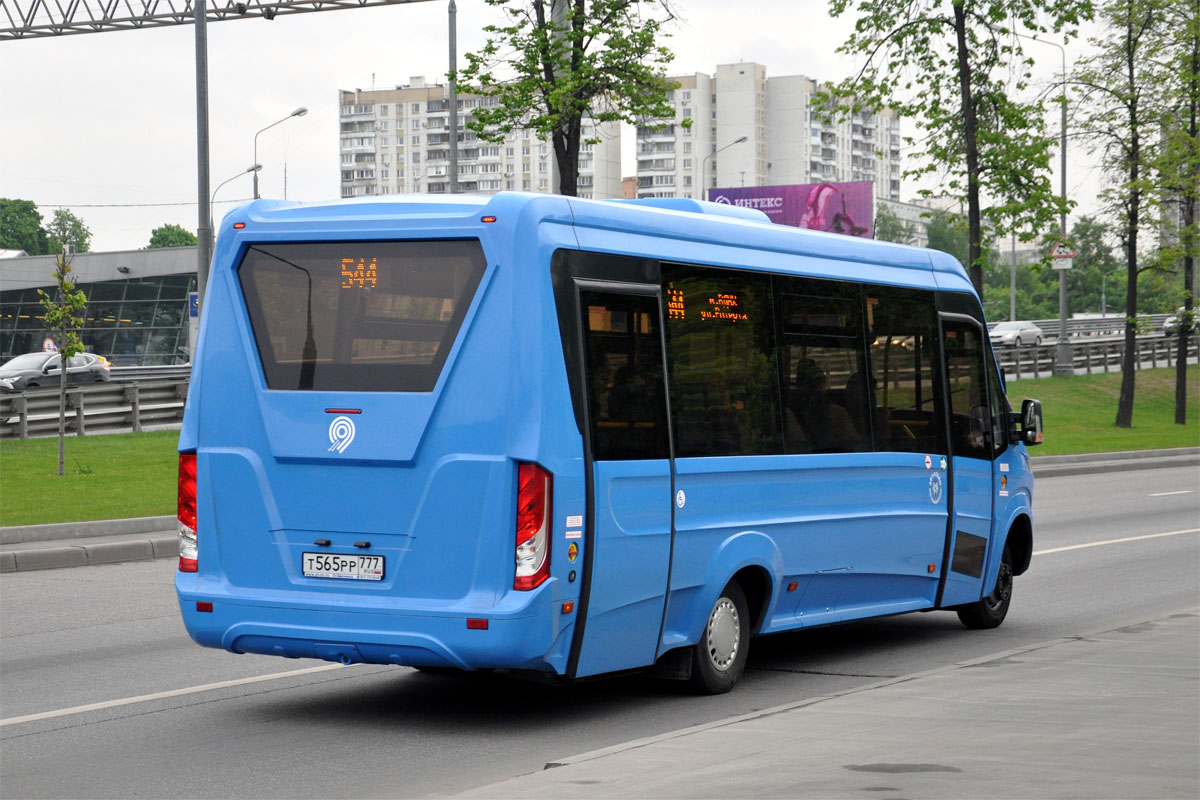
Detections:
[339, 78, 621, 199]
[636, 62, 902, 203]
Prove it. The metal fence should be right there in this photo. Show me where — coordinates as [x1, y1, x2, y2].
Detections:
[1, 380, 188, 439]
[997, 335, 1200, 380]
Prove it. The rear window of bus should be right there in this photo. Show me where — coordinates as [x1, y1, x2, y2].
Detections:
[238, 240, 486, 392]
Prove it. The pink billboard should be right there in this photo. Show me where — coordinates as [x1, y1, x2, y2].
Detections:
[707, 181, 874, 238]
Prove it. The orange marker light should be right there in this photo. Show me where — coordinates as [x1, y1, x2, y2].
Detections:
[481, 216, 497, 223]
[786, 582, 799, 592]
[233, 222, 245, 229]
[928, 564, 937, 573]
[561, 602, 575, 615]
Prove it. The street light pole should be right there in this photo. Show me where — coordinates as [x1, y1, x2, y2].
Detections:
[699, 135, 748, 199]
[253, 107, 308, 199]
[211, 164, 263, 227]
[194, 0, 211, 313]
[448, 0, 458, 194]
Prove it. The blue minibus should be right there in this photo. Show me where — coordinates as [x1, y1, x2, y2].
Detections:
[176, 192, 1043, 693]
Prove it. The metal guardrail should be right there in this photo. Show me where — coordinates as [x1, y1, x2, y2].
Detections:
[988, 314, 1170, 340]
[109, 364, 192, 382]
[1, 380, 188, 439]
[997, 335, 1199, 380]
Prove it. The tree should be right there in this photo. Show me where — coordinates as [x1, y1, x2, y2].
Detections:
[873, 204, 917, 245]
[821, 0, 1091, 297]
[37, 253, 88, 477]
[45, 208, 92, 254]
[0, 198, 49, 255]
[1154, 0, 1199, 425]
[148, 223, 198, 249]
[1073, 0, 1170, 428]
[459, 0, 682, 196]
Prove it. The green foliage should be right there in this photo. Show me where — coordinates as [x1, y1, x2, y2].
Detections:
[45, 208, 91, 254]
[821, 0, 1091, 294]
[37, 255, 88, 361]
[459, 0, 682, 195]
[872, 204, 917, 245]
[0, 198, 49, 255]
[147, 223, 198, 249]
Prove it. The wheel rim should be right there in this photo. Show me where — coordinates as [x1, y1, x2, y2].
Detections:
[984, 560, 1014, 612]
[705, 596, 741, 672]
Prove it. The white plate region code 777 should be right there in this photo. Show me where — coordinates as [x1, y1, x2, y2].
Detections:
[302, 552, 384, 581]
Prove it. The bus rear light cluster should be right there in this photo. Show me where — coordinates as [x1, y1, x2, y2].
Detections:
[178, 452, 198, 573]
[514, 462, 552, 590]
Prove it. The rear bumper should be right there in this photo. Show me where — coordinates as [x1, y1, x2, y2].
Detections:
[176, 575, 565, 673]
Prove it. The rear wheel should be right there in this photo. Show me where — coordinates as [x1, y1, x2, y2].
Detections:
[689, 580, 749, 694]
[1014, 336, 1023, 347]
[956, 543, 1014, 629]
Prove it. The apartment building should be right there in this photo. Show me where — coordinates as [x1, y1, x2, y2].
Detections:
[636, 62, 902, 204]
[339, 78, 621, 199]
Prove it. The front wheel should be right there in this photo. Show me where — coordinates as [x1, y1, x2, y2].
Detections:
[956, 544, 1014, 629]
[689, 581, 750, 694]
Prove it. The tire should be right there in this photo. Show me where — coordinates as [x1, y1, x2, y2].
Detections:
[1014, 336, 1023, 347]
[1035, 336, 1042, 346]
[956, 543, 1014, 629]
[689, 580, 750, 694]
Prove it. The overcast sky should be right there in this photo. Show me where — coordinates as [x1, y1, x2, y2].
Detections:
[0, 0, 1103, 253]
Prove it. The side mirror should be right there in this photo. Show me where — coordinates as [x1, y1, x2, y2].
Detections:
[1020, 398, 1044, 446]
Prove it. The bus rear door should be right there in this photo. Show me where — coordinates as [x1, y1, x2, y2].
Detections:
[571, 285, 675, 678]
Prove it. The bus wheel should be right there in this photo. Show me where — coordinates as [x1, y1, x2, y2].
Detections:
[956, 544, 1014, 630]
[689, 581, 749, 694]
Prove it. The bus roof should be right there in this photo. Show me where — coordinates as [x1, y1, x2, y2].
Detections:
[219, 191, 972, 291]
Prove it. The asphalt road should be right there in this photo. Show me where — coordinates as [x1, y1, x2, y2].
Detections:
[1, 466, 1196, 799]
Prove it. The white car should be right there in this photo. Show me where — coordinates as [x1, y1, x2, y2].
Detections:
[991, 321, 1044, 347]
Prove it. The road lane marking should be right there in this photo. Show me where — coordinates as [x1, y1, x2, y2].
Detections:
[1148, 490, 1193, 497]
[1034, 528, 1199, 556]
[0, 663, 347, 728]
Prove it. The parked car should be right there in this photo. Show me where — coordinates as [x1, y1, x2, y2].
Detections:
[0, 352, 111, 392]
[991, 320, 1044, 347]
[1163, 307, 1198, 336]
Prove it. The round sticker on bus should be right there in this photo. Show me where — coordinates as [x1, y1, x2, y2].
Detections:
[929, 473, 943, 505]
[676, 490, 686, 508]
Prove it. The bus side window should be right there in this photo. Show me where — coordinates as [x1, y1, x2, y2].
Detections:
[865, 288, 945, 455]
[662, 266, 781, 458]
[942, 321, 991, 460]
[581, 292, 669, 461]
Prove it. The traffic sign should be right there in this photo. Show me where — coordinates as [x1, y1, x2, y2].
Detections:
[42, 337, 56, 352]
[1050, 241, 1077, 259]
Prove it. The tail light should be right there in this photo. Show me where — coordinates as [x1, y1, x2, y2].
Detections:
[178, 452, 198, 572]
[514, 462, 552, 590]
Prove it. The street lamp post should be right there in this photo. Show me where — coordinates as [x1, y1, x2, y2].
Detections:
[253, 107, 308, 199]
[699, 136, 748, 199]
[207, 165, 262, 256]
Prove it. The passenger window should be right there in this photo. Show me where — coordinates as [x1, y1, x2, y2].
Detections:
[984, 340, 1010, 456]
[865, 288, 945, 454]
[581, 291, 669, 461]
[662, 265, 781, 458]
[777, 283, 872, 454]
[942, 319, 991, 460]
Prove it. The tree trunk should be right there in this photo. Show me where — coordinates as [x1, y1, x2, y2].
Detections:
[554, 126, 580, 196]
[953, 2, 984, 296]
[57, 345, 67, 477]
[1116, 17, 1141, 430]
[1176, 14, 1198, 426]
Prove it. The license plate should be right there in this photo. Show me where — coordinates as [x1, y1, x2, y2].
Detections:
[302, 552, 384, 581]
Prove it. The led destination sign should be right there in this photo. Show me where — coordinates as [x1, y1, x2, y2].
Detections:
[667, 285, 749, 323]
[340, 257, 378, 290]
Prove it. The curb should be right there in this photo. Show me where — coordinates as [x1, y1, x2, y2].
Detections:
[1030, 447, 1199, 478]
[0, 515, 176, 545]
[0, 535, 177, 574]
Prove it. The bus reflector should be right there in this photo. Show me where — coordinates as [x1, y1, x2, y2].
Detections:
[467, 618, 489, 630]
[514, 462, 552, 590]
[196, 602, 213, 613]
[562, 602, 574, 614]
[178, 452, 198, 572]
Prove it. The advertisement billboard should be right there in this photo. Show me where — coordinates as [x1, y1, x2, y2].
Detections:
[708, 181, 874, 239]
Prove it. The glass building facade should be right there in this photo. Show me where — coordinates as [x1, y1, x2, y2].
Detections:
[1, 273, 196, 366]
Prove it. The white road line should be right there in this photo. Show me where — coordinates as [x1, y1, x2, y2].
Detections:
[1034, 528, 1200, 556]
[0, 663, 347, 728]
[1148, 490, 1193, 497]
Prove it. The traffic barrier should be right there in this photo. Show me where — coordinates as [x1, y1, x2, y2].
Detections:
[0, 379, 188, 440]
[997, 335, 1199, 380]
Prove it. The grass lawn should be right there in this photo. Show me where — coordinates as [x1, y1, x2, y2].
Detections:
[0, 430, 179, 527]
[1009, 365, 1200, 456]
[0, 366, 1196, 526]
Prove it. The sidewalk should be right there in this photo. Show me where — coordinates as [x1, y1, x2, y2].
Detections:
[1, 448, 1196, 573]
[456, 610, 1200, 799]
